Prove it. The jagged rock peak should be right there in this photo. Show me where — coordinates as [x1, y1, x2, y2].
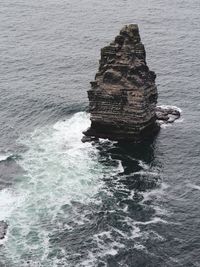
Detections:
[83, 24, 159, 142]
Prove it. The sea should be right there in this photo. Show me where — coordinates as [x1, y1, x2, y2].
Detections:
[0, 0, 200, 266]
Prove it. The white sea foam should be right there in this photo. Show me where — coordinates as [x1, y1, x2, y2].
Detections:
[134, 243, 146, 251]
[0, 189, 25, 221]
[81, 252, 98, 267]
[141, 182, 169, 204]
[154, 205, 170, 216]
[149, 231, 165, 241]
[83, 231, 126, 266]
[138, 160, 150, 170]
[133, 217, 169, 225]
[160, 122, 173, 129]
[116, 159, 124, 173]
[133, 170, 160, 177]
[81, 231, 124, 266]
[128, 189, 135, 200]
[157, 105, 182, 114]
[119, 216, 142, 239]
[1, 112, 124, 266]
[175, 117, 184, 123]
[0, 153, 12, 162]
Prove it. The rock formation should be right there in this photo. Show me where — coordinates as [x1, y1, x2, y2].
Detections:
[83, 24, 160, 142]
[156, 106, 181, 124]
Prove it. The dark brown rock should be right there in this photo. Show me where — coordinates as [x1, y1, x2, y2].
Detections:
[156, 106, 181, 124]
[81, 135, 98, 143]
[83, 24, 159, 142]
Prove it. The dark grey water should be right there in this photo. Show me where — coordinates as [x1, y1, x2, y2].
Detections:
[0, 0, 200, 266]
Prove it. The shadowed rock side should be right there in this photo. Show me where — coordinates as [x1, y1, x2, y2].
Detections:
[84, 24, 160, 142]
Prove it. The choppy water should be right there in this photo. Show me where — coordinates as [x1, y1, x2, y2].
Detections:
[0, 0, 200, 266]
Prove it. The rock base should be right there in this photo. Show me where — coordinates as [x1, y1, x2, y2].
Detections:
[83, 119, 160, 142]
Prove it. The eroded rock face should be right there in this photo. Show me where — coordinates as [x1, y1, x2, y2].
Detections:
[84, 24, 159, 142]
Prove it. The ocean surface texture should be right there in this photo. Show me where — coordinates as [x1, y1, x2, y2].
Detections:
[0, 0, 200, 266]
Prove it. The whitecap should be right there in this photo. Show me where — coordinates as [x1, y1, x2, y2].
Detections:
[0, 153, 13, 162]
[140, 182, 169, 204]
[132, 170, 160, 177]
[138, 160, 150, 170]
[134, 243, 146, 251]
[133, 217, 169, 225]
[116, 159, 124, 173]
[187, 183, 200, 191]
[160, 122, 173, 129]
[128, 189, 135, 200]
[157, 105, 182, 114]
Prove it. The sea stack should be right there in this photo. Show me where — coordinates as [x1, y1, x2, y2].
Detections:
[84, 24, 159, 142]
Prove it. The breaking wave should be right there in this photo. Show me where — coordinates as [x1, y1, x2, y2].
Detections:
[157, 105, 182, 114]
[0, 153, 13, 162]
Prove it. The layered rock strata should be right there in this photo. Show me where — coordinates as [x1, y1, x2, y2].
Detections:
[84, 24, 159, 142]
